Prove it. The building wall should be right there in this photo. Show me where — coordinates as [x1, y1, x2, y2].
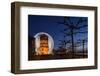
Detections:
[39, 34, 49, 55]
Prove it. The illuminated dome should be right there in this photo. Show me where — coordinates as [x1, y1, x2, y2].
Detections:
[34, 32, 54, 55]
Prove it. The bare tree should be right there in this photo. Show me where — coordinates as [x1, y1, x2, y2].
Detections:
[76, 38, 87, 57]
[58, 17, 87, 57]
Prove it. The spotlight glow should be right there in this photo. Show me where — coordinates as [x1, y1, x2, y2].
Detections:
[34, 32, 54, 55]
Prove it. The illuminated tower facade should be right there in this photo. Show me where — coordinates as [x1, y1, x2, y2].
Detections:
[39, 34, 49, 55]
[34, 32, 54, 55]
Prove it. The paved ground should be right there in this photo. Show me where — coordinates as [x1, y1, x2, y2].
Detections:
[28, 53, 88, 61]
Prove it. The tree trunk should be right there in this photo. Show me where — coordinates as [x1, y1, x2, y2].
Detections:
[71, 29, 74, 58]
[82, 40, 85, 57]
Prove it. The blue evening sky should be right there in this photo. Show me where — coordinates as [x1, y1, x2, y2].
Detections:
[28, 15, 88, 49]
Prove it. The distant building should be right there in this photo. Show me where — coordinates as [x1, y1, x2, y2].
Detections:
[53, 48, 67, 55]
[28, 36, 35, 60]
[32, 37, 35, 53]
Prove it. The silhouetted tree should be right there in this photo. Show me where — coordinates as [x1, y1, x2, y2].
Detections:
[76, 38, 87, 57]
[58, 17, 87, 57]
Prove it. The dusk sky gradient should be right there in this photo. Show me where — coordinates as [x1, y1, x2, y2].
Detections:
[28, 15, 88, 50]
